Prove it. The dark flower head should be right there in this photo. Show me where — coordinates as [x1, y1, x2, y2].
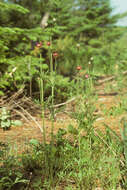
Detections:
[53, 52, 58, 58]
[76, 66, 81, 70]
[47, 42, 51, 46]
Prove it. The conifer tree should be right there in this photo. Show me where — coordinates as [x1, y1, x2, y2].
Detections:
[0, 1, 44, 94]
[1, 0, 127, 95]
[65, 0, 127, 71]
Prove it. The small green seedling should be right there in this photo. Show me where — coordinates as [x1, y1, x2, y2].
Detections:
[0, 107, 22, 130]
[0, 107, 11, 130]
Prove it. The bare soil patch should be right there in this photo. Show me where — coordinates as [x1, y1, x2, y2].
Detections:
[0, 79, 127, 153]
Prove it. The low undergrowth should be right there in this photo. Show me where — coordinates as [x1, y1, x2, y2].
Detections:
[1, 70, 127, 189]
[0, 125, 127, 190]
[1, 38, 127, 190]
[0, 94, 127, 190]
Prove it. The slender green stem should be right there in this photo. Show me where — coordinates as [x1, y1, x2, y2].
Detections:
[48, 42, 55, 143]
[54, 58, 57, 73]
[40, 54, 46, 144]
[78, 131, 83, 189]
[50, 49, 53, 73]
[28, 56, 32, 97]
[48, 39, 55, 186]
[50, 50, 55, 144]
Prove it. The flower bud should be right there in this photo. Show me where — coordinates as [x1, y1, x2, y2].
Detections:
[76, 43, 80, 48]
[53, 18, 56, 22]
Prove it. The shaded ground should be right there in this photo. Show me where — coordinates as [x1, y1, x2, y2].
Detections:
[0, 80, 127, 153]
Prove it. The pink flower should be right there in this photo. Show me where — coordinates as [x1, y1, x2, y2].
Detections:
[36, 42, 42, 48]
[76, 66, 81, 70]
[85, 74, 89, 79]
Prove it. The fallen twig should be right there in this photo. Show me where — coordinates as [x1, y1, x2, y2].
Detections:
[52, 97, 76, 108]
[97, 70, 127, 85]
[13, 109, 29, 123]
[13, 102, 43, 133]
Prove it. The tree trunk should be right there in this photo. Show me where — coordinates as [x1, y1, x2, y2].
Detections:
[40, 12, 50, 28]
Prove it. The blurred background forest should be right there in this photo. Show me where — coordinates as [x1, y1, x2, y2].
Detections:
[0, 0, 127, 102]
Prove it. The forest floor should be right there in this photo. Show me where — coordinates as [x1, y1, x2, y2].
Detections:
[0, 78, 127, 154]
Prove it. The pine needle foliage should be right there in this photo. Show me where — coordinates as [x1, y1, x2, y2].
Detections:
[0, 0, 127, 95]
